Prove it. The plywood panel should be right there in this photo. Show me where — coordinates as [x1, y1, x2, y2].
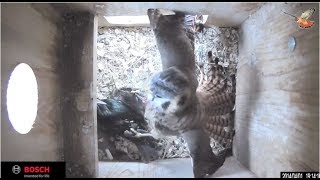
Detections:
[98, 157, 256, 178]
[59, 11, 98, 178]
[234, 2, 319, 178]
[1, 3, 64, 161]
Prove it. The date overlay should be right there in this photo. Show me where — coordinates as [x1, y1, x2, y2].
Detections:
[281, 172, 319, 178]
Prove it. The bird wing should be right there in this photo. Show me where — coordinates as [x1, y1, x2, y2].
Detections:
[197, 53, 236, 149]
[300, 8, 316, 20]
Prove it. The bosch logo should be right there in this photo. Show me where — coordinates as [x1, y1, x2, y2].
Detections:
[3, 162, 62, 179]
[12, 165, 21, 174]
[24, 166, 50, 173]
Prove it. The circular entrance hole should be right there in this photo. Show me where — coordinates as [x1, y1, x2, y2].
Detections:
[6, 63, 38, 134]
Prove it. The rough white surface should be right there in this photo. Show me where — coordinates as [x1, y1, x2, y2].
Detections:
[97, 27, 161, 100]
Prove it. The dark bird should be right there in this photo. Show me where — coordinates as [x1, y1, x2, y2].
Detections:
[144, 9, 235, 178]
[97, 88, 161, 163]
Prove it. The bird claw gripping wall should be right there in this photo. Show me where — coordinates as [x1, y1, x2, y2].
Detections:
[145, 9, 236, 178]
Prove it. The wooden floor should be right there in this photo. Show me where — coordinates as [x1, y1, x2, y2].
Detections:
[98, 156, 257, 178]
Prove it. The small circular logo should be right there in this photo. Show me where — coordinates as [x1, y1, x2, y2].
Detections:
[12, 165, 21, 174]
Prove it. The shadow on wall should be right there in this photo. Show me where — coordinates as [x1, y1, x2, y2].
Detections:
[234, 21, 261, 170]
[235, 57, 260, 170]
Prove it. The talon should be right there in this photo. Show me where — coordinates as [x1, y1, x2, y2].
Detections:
[129, 128, 155, 139]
